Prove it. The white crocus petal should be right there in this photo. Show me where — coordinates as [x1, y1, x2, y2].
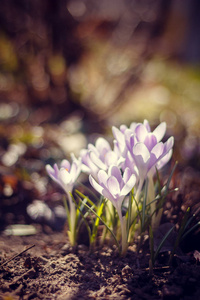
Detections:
[164, 136, 174, 152]
[135, 124, 149, 142]
[123, 167, 132, 183]
[120, 124, 128, 133]
[81, 164, 91, 174]
[60, 159, 71, 170]
[121, 174, 136, 197]
[104, 151, 118, 166]
[109, 165, 122, 183]
[129, 122, 137, 132]
[133, 143, 150, 164]
[156, 149, 173, 170]
[148, 143, 164, 171]
[153, 122, 166, 142]
[46, 164, 60, 184]
[59, 168, 72, 185]
[70, 161, 77, 176]
[151, 142, 164, 159]
[107, 176, 120, 197]
[96, 137, 111, 153]
[90, 151, 107, 170]
[132, 143, 150, 180]
[144, 133, 157, 151]
[97, 169, 109, 188]
[112, 126, 124, 141]
[143, 119, 151, 132]
[82, 151, 99, 178]
[112, 126, 126, 153]
[88, 143, 98, 155]
[89, 175, 104, 195]
[46, 164, 56, 178]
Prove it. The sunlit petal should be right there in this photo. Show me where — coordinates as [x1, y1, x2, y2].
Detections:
[89, 175, 103, 195]
[135, 124, 148, 142]
[153, 122, 166, 142]
[107, 176, 120, 196]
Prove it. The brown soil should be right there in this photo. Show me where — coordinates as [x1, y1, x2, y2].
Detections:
[1, 229, 200, 300]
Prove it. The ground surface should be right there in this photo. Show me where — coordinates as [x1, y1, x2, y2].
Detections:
[1, 228, 200, 300]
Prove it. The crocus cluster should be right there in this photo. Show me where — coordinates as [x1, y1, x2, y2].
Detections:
[46, 120, 174, 254]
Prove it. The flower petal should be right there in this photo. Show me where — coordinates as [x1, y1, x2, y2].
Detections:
[104, 151, 118, 166]
[121, 174, 136, 197]
[156, 149, 173, 170]
[132, 143, 150, 180]
[129, 122, 137, 132]
[164, 136, 174, 152]
[59, 168, 72, 185]
[132, 143, 150, 164]
[46, 164, 56, 178]
[123, 167, 132, 183]
[135, 124, 148, 142]
[60, 159, 71, 171]
[144, 133, 157, 151]
[112, 126, 126, 153]
[151, 142, 164, 159]
[153, 122, 166, 142]
[148, 143, 164, 170]
[107, 176, 120, 196]
[89, 175, 103, 195]
[109, 165, 122, 183]
[46, 164, 59, 182]
[97, 170, 109, 188]
[143, 119, 151, 132]
[95, 137, 111, 154]
[112, 126, 124, 142]
[90, 151, 107, 170]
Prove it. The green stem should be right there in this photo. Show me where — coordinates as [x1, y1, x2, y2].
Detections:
[119, 213, 128, 256]
[131, 179, 144, 224]
[66, 191, 77, 246]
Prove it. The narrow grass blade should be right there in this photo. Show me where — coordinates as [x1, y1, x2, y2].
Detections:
[75, 193, 120, 253]
[91, 198, 105, 243]
[142, 179, 148, 230]
[154, 225, 175, 262]
[76, 189, 98, 210]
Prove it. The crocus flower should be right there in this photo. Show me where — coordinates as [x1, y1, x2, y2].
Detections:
[89, 165, 136, 212]
[128, 133, 174, 183]
[113, 120, 174, 182]
[46, 154, 82, 246]
[80, 137, 123, 180]
[46, 153, 82, 194]
[89, 165, 136, 254]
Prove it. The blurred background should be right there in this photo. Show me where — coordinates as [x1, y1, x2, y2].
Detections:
[0, 0, 200, 233]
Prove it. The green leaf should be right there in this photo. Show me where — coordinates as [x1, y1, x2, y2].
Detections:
[154, 225, 175, 262]
[71, 193, 92, 244]
[75, 193, 120, 253]
[91, 198, 105, 244]
[75, 189, 98, 210]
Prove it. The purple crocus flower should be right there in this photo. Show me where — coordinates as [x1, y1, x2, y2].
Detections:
[113, 120, 173, 178]
[131, 137, 174, 182]
[80, 137, 123, 180]
[46, 153, 82, 194]
[89, 165, 136, 255]
[89, 165, 136, 216]
[46, 154, 82, 246]
[112, 120, 174, 204]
